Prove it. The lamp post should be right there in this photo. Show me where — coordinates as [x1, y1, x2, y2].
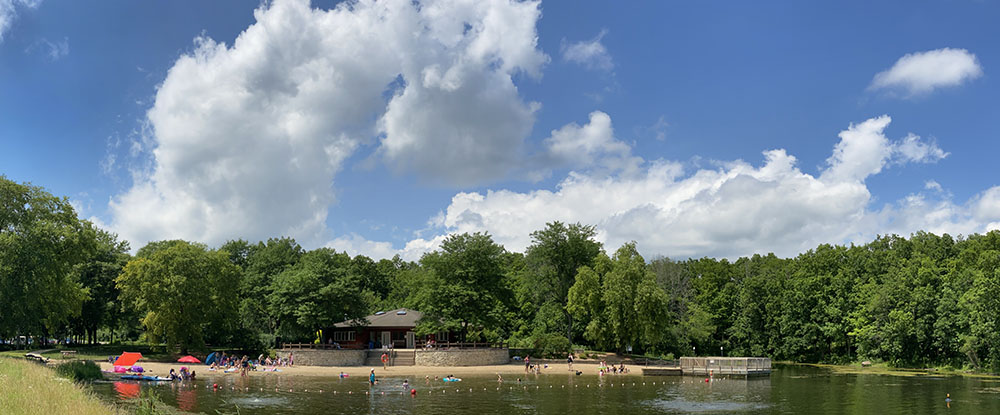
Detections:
[692, 346, 696, 356]
[720, 346, 724, 357]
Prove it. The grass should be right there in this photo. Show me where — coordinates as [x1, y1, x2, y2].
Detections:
[55, 361, 103, 382]
[0, 358, 123, 415]
[0, 343, 178, 363]
[780, 361, 1000, 379]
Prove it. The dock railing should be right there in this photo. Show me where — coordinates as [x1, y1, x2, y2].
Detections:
[679, 356, 771, 376]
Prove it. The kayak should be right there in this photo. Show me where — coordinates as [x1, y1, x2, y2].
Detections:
[442, 378, 462, 382]
[120, 375, 172, 381]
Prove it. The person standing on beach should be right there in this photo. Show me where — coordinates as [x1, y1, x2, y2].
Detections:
[381, 352, 389, 370]
[525, 355, 530, 373]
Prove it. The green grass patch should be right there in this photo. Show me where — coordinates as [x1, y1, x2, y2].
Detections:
[0, 357, 123, 415]
[55, 360, 104, 382]
[0, 343, 180, 363]
[781, 361, 1000, 379]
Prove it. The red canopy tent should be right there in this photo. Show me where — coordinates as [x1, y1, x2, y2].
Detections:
[113, 352, 143, 367]
[177, 355, 201, 363]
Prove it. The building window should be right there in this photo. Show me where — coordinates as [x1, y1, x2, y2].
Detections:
[333, 331, 356, 342]
[436, 332, 448, 342]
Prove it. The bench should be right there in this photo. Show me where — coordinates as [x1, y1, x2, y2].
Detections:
[61, 350, 78, 358]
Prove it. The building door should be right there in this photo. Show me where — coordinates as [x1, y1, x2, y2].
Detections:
[381, 331, 391, 348]
[405, 331, 415, 349]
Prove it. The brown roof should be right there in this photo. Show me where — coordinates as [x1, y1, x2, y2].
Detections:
[332, 308, 422, 328]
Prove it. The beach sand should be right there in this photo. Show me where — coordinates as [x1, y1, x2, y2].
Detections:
[98, 361, 643, 379]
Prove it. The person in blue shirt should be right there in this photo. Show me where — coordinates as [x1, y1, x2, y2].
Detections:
[369, 368, 376, 385]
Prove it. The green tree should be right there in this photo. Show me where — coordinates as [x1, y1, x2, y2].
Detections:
[116, 240, 239, 353]
[71, 225, 130, 344]
[269, 248, 367, 342]
[412, 232, 512, 342]
[0, 177, 90, 343]
[520, 222, 603, 342]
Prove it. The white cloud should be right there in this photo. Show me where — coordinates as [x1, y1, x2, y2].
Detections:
[924, 180, 943, 192]
[973, 186, 1000, 223]
[326, 233, 398, 260]
[540, 110, 638, 174]
[870, 48, 983, 96]
[820, 115, 947, 183]
[894, 133, 948, 164]
[345, 114, 994, 261]
[0, 0, 40, 43]
[25, 36, 68, 60]
[106, 0, 548, 249]
[561, 29, 613, 71]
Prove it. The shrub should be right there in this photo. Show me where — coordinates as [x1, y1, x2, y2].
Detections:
[55, 360, 103, 382]
[532, 333, 572, 358]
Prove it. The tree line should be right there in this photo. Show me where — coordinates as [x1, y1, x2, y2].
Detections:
[2, 176, 999, 370]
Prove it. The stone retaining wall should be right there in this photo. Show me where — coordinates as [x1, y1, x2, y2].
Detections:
[415, 349, 509, 366]
[277, 349, 365, 366]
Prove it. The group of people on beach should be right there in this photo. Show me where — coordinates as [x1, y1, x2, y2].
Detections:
[168, 367, 196, 381]
[208, 352, 294, 377]
[598, 361, 628, 375]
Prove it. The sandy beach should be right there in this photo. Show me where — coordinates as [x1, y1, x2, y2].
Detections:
[98, 361, 643, 379]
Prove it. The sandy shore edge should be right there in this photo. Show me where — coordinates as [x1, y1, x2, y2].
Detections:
[98, 361, 646, 378]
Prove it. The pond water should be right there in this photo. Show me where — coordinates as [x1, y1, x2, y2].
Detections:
[89, 365, 1000, 414]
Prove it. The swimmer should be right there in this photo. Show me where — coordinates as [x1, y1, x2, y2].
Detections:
[403, 379, 410, 389]
[497, 373, 503, 382]
[369, 368, 376, 386]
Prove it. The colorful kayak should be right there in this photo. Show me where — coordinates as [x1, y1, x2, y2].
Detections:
[120, 375, 172, 381]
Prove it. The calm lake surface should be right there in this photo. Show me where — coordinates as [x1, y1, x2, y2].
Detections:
[90, 365, 1000, 414]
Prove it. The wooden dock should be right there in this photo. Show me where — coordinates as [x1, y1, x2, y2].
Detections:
[679, 357, 771, 376]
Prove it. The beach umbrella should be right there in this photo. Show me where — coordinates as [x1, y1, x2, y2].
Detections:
[178, 355, 201, 363]
[113, 352, 142, 367]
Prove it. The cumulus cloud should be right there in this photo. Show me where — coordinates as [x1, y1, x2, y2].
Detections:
[106, 0, 548, 249]
[538, 110, 639, 175]
[0, 0, 40, 42]
[894, 133, 948, 164]
[870, 48, 983, 96]
[561, 29, 613, 71]
[348, 114, 989, 261]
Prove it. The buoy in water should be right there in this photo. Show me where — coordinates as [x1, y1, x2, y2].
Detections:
[411, 389, 416, 396]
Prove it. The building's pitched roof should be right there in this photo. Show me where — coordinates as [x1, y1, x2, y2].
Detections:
[332, 308, 422, 328]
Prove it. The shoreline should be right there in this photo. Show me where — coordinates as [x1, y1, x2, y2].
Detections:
[97, 360, 644, 379]
[777, 361, 1000, 379]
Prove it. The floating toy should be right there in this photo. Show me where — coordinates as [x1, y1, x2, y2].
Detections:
[120, 375, 171, 381]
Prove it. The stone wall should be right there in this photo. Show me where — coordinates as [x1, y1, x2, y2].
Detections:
[277, 349, 365, 367]
[415, 349, 509, 366]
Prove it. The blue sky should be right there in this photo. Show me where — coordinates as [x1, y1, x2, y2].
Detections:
[1, 0, 998, 260]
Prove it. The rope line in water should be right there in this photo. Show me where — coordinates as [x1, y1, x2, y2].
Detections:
[132, 377, 720, 399]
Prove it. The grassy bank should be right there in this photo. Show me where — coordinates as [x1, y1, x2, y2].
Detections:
[779, 361, 1000, 379]
[0, 358, 121, 415]
[0, 344, 176, 363]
